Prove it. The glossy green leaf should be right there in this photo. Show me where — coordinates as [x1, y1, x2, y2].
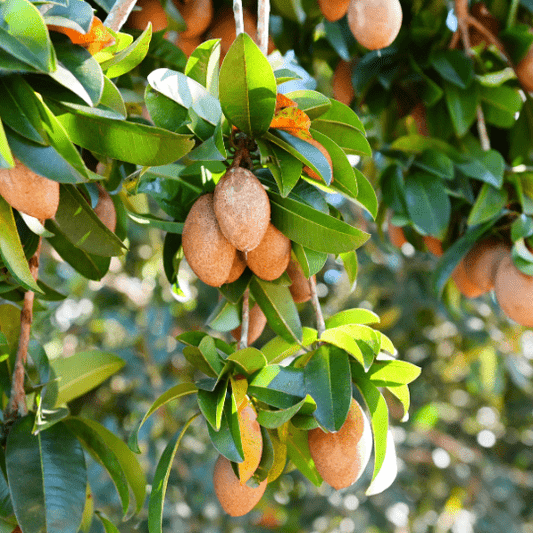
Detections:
[444, 81, 479, 137]
[148, 414, 199, 533]
[338, 251, 358, 288]
[0, 196, 41, 292]
[207, 394, 244, 463]
[250, 276, 302, 343]
[6, 417, 86, 533]
[367, 360, 421, 385]
[198, 379, 228, 431]
[227, 347, 268, 375]
[413, 150, 454, 180]
[467, 183, 508, 226]
[457, 150, 505, 189]
[391, 135, 462, 159]
[95, 512, 119, 533]
[128, 382, 198, 453]
[0, 454, 13, 518]
[312, 97, 364, 133]
[260, 327, 317, 364]
[320, 327, 365, 367]
[274, 69, 302, 84]
[257, 396, 313, 429]
[292, 243, 327, 278]
[386, 384, 410, 421]
[219, 33, 276, 137]
[185, 39, 220, 95]
[263, 141, 303, 197]
[304, 345, 352, 432]
[248, 365, 306, 408]
[511, 214, 533, 241]
[480, 85, 523, 128]
[285, 89, 331, 120]
[325, 308, 380, 329]
[431, 50, 474, 88]
[365, 430, 397, 496]
[0, 119, 14, 167]
[206, 298, 240, 332]
[269, 191, 370, 253]
[286, 425, 322, 487]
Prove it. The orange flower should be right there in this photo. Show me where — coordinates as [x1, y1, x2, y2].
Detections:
[48, 16, 114, 55]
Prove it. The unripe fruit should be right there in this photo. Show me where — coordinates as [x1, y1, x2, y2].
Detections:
[318, 0, 351, 22]
[303, 139, 333, 182]
[308, 398, 372, 490]
[332, 60, 355, 106]
[231, 303, 267, 345]
[423, 235, 443, 257]
[451, 258, 485, 298]
[347, 0, 403, 50]
[226, 251, 247, 284]
[214, 167, 270, 252]
[287, 259, 313, 303]
[236, 398, 263, 484]
[174, 0, 213, 39]
[246, 223, 291, 281]
[516, 45, 533, 93]
[127, 0, 168, 31]
[94, 184, 117, 232]
[182, 194, 236, 287]
[213, 455, 267, 516]
[0, 160, 59, 220]
[494, 255, 533, 327]
[388, 223, 407, 249]
[464, 238, 509, 293]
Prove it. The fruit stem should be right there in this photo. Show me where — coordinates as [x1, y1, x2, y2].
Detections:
[233, 0, 245, 36]
[506, 0, 520, 29]
[309, 276, 325, 337]
[104, 0, 139, 32]
[257, 0, 270, 55]
[5, 237, 42, 420]
[239, 288, 250, 349]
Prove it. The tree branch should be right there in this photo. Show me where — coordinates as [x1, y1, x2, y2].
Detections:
[309, 276, 325, 337]
[104, 0, 139, 33]
[239, 288, 250, 349]
[257, 0, 270, 55]
[233, 0, 244, 36]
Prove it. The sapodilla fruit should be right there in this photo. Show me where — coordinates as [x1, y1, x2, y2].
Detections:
[231, 303, 267, 345]
[388, 223, 407, 249]
[127, 0, 168, 31]
[287, 259, 313, 303]
[494, 255, 533, 327]
[318, 0, 351, 22]
[423, 235, 443, 257]
[451, 258, 485, 298]
[308, 398, 372, 490]
[246, 223, 291, 281]
[175, 34, 202, 57]
[225, 251, 246, 284]
[174, 0, 213, 39]
[236, 398, 263, 484]
[347, 0, 403, 50]
[213, 167, 270, 252]
[182, 194, 236, 287]
[0, 159, 59, 220]
[516, 44, 533, 93]
[463, 238, 509, 293]
[332, 60, 355, 106]
[213, 455, 267, 516]
[303, 139, 333, 182]
[94, 184, 117, 232]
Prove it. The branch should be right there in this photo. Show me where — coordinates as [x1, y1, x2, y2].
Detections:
[5, 237, 42, 420]
[309, 276, 325, 337]
[257, 0, 270, 55]
[104, 0, 139, 33]
[233, 0, 244, 36]
[239, 288, 250, 350]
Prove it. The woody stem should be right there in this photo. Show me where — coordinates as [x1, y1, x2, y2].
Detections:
[104, 0, 138, 32]
[239, 288, 250, 349]
[257, 0, 270, 55]
[309, 276, 325, 337]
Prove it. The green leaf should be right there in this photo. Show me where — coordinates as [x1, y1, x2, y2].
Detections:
[304, 345, 352, 432]
[311, 97, 365, 133]
[219, 33, 276, 137]
[367, 360, 421, 385]
[444, 81, 479, 137]
[0, 119, 14, 167]
[248, 365, 306, 408]
[262, 141, 303, 197]
[95, 512, 120, 533]
[480, 84, 523, 129]
[207, 393, 244, 463]
[325, 308, 380, 328]
[198, 379, 228, 431]
[269, 191, 370, 254]
[148, 415, 199, 533]
[227, 347, 268, 375]
[292, 243, 327, 278]
[101, 25, 152, 79]
[0, 453, 13, 517]
[184, 39, 220, 95]
[260, 327, 317, 364]
[457, 150, 505, 189]
[250, 276, 302, 343]
[404, 173, 451, 238]
[274, 69, 302, 84]
[386, 384, 410, 421]
[0, 196, 41, 292]
[365, 430, 397, 496]
[206, 298, 240, 332]
[339, 251, 358, 287]
[6, 416, 86, 533]
[44, 350, 125, 408]
[319, 327, 365, 367]
[467, 183, 508, 226]
[431, 50, 474, 88]
[391, 135, 462, 159]
[286, 425, 322, 487]
[128, 382, 198, 453]
[55, 110, 195, 166]
[257, 396, 313, 428]
[285, 89, 331, 120]
[511, 214, 533, 241]
[413, 150, 454, 180]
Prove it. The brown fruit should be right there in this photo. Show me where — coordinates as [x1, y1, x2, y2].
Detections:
[332, 60, 355, 106]
[226, 251, 247, 284]
[303, 138, 333, 182]
[231, 303, 267, 345]
[94, 184, 117, 232]
[347, 0, 403, 50]
[494, 255, 533, 327]
[127, 0, 168, 31]
[236, 398, 263, 484]
[213, 455, 267, 516]
[464, 238, 509, 293]
[175, 34, 202, 56]
[318, 0, 351, 22]
[388, 223, 407, 249]
[0, 159, 59, 220]
[451, 258, 485, 298]
[308, 398, 372, 490]
[287, 259, 313, 303]
[516, 45, 533, 93]
[213, 167, 270, 252]
[246, 223, 291, 281]
[174, 0, 213, 39]
[182, 194, 236, 287]
[423, 235, 443, 257]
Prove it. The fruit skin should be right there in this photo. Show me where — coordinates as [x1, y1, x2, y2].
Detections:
[388, 223, 407, 249]
[451, 258, 485, 298]
[308, 398, 372, 490]
[174, 0, 213, 39]
[213, 167, 270, 253]
[225, 251, 247, 284]
[516, 44, 533, 93]
[423, 235, 443, 257]
[464, 238, 509, 293]
[318, 0, 351, 22]
[127, 0, 168, 31]
[246, 223, 291, 281]
[175, 35, 202, 56]
[0, 160, 59, 220]
[94, 184, 117, 232]
[182, 194, 236, 287]
[332, 60, 355, 106]
[303, 139, 333, 182]
[231, 303, 267, 345]
[347, 0, 403, 50]
[287, 259, 313, 303]
[494, 255, 533, 327]
[236, 399, 263, 484]
[213, 455, 267, 516]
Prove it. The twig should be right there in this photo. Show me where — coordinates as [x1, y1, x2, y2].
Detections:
[476, 105, 491, 151]
[257, 0, 270, 55]
[233, 0, 244, 36]
[309, 276, 325, 337]
[104, 0, 139, 32]
[5, 238, 42, 420]
[239, 288, 250, 349]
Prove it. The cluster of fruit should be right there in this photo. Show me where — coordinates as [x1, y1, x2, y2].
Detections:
[213, 396, 371, 517]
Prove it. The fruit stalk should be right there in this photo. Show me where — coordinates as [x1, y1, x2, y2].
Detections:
[239, 288, 250, 349]
[257, 0, 270, 55]
[5, 237, 42, 420]
[104, 0, 139, 31]
[309, 275, 325, 337]
[233, 0, 245, 36]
